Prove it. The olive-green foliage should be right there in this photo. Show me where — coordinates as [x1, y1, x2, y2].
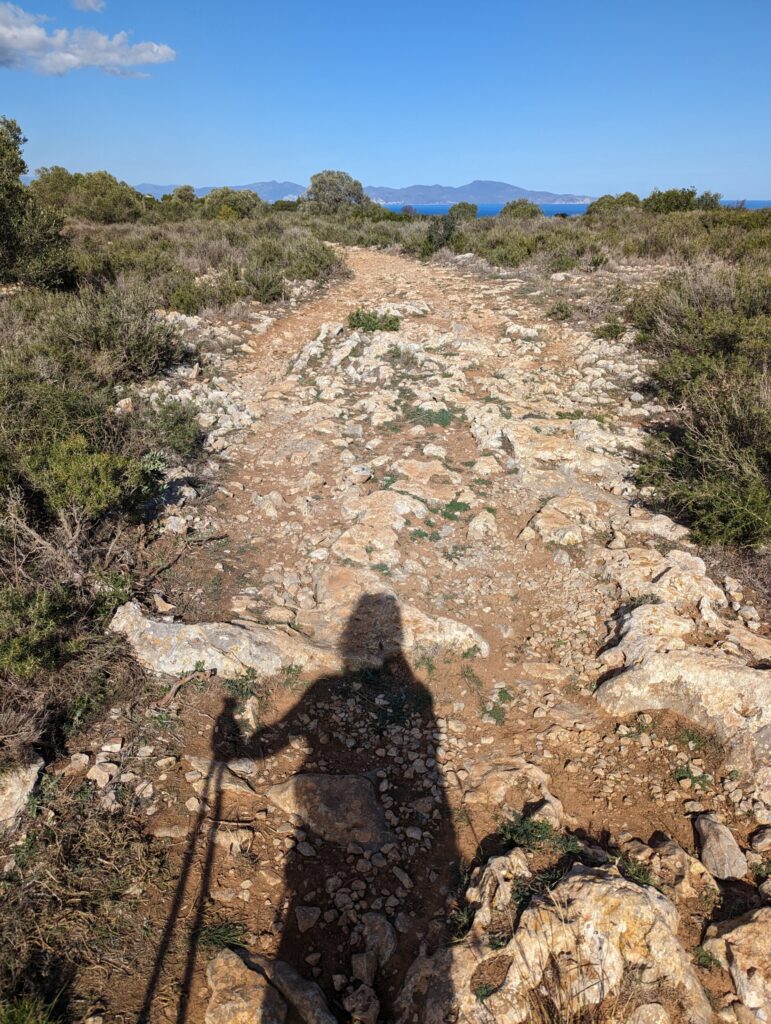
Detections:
[499, 198, 542, 219]
[22, 435, 146, 519]
[0, 117, 30, 280]
[633, 265, 771, 546]
[642, 187, 722, 214]
[30, 167, 144, 224]
[243, 229, 339, 301]
[302, 170, 370, 214]
[448, 202, 478, 222]
[1, 120, 72, 288]
[0, 585, 75, 680]
[202, 187, 265, 220]
[586, 192, 641, 215]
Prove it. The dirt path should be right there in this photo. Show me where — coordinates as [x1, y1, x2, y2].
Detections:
[104, 248, 770, 1023]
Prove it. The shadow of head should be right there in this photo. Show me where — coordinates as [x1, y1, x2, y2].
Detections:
[340, 592, 405, 670]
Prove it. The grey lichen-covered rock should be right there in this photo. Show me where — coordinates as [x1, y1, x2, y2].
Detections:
[695, 814, 748, 881]
[395, 864, 711, 1024]
[109, 601, 336, 677]
[0, 757, 43, 832]
[266, 774, 394, 848]
[704, 908, 771, 1022]
[205, 949, 286, 1024]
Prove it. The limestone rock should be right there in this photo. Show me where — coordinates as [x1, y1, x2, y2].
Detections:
[110, 601, 335, 677]
[467, 510, 497, 542]
[628, 1005, 670, 1024]
[205, 949, 286, 1024]
[395, 864, 711, 1024]
[0, 758, 43, 832]
[250, 954, 336, 1024]
[704, 908, 771, 1022]
[695, 815, 748, 881]
[266, 774, 393, 847]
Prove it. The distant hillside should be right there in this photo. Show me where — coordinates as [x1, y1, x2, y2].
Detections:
[135, 178, 593, 205]
[364, 179, 594, 205]
[136, 181, 306, 201]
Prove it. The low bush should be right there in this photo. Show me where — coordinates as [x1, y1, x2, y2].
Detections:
[499, 198, 542, 219]
[348, 308, 400, 332]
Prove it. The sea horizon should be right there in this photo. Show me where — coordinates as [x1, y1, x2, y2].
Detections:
[382, 199, 771, 217]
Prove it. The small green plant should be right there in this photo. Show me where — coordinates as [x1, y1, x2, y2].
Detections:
[594, 317, 625, 340]
[692, 945, 720, 970]
[198, 920, 248, 949]
[753, 860, 771, 882]
[441, 498, 471, 521]
[546, 300, 572, 321]
[224, 668, 261, 701]
[403, 404, 455, 427]
[498, 814, 581, 855]
[673, 765, 712, 790]
[348, 308, 400, 332]
[474, 983, 497, 1002]
[282, 664, 303, 690]
[415, 654, 436, 677]
[618, 855, 655, 887]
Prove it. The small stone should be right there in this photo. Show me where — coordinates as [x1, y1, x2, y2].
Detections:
[695, 814, 748, 880]
[295, 906, 321, 933]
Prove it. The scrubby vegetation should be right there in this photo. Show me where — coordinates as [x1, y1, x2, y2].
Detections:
[0, 118, 345, 778]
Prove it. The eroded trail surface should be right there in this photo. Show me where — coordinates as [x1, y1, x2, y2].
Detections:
[105, 249, 771, 1023]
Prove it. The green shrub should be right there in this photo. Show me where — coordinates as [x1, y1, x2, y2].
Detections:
[638, 376, 771, 547]
[586, 192, 641, 215]
[202, 187, 265, 220]
[0, 585, 76, 680]
[642, 187, 722, 214]
[146, 399, 205, 459]
[547, 300, 572, 320]
[22, 435, 146, 519]
[0, 117, 29, 281]
[448, 202, 478, 223]
[302, 170, 370, 214]
[348, 308, 400, 332]
[499, 199, 542, 219]
[36, 284, 182, 384]
[595, 317, 625, 339]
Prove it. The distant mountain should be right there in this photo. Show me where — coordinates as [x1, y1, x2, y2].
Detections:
[136, 181, 306, 201]
[364, 179, 594, 205]
[135, 178, 593, 205]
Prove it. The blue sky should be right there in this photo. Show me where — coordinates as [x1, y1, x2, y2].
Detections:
[2, 0, 770, 196]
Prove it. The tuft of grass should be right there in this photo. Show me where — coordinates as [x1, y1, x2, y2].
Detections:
[0, 997, 57, 1024]
[197, 921, 248, 950]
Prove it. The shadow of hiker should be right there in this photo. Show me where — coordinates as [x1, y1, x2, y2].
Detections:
[168, 592, 462, 1023]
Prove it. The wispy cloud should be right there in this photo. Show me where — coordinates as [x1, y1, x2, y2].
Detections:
[72, 0, 106, 12]
[0, 2, 175, 74]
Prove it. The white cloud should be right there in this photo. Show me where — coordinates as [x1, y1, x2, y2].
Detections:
[0, 2, 175, 74]
[72, 0, 106, 12]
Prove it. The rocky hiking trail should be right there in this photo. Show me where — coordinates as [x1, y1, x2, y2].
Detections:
[58, 249, 771, 1022]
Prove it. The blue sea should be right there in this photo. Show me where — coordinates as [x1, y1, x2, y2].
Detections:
[382, 200, 771, 218]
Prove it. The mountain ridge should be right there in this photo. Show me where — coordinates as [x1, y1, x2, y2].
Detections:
[134, 178, 594, 204]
